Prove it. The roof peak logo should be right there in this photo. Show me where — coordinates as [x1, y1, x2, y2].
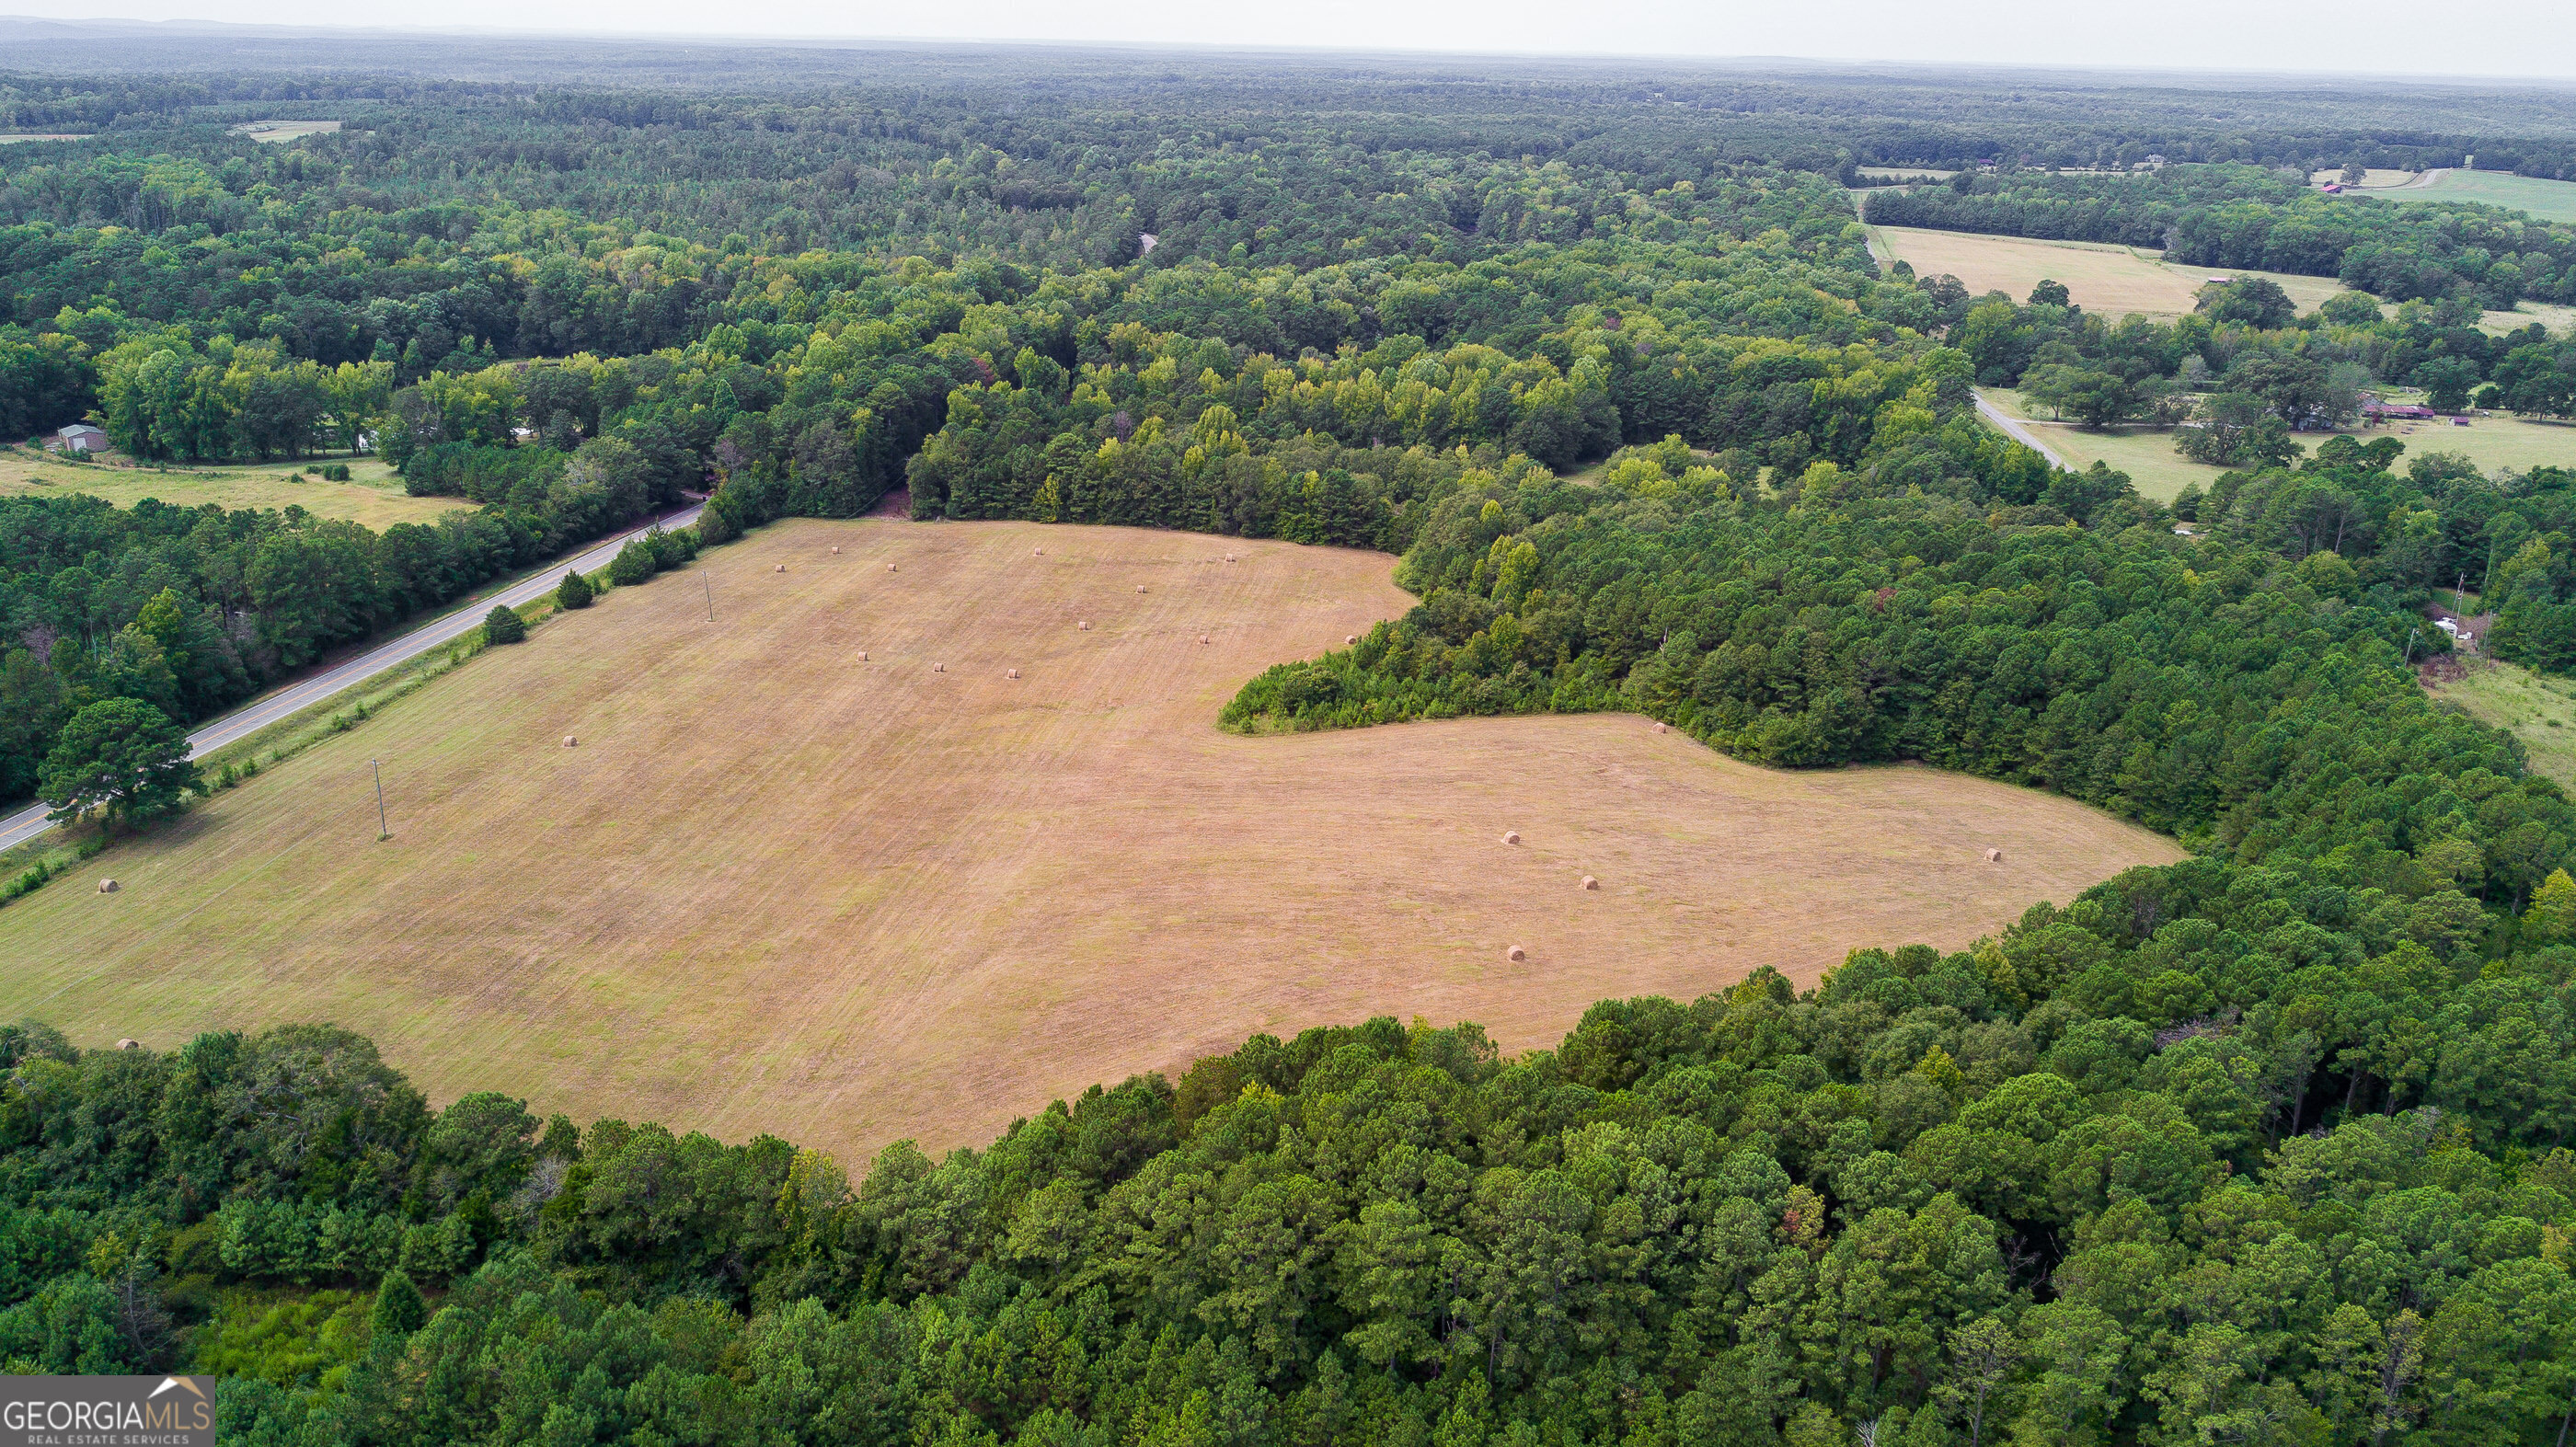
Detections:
[149, 1375, 208, 1400]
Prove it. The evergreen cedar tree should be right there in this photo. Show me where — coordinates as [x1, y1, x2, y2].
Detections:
[12, 58, 2576, 1444]
[34, 696, 198, 829]
[480, 604, 526, 646]
[554, 568, 594, 610]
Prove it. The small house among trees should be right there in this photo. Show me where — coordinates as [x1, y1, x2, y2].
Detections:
[51, 423, 106, 454]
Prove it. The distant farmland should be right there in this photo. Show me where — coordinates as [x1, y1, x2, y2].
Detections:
[231, 120, 344, 143]
[1873, 226, 2351, 317]
[0, 519, 2184, 1159]
[2342, 168, 2576, 224]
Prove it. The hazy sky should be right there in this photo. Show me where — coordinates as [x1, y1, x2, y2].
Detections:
[17, 0, 2576, 80]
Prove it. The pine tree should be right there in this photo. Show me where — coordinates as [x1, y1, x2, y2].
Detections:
[369, 1269, 427, 1342]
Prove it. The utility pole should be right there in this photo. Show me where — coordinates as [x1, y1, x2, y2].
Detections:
[705, 577, 715, 623]
[372, 759, 388, 841]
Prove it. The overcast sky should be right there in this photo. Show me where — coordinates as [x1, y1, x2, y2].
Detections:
[15, 0, 2576, 80]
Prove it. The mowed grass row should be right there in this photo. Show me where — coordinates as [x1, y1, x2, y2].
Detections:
[0, 518, 2184, 1159]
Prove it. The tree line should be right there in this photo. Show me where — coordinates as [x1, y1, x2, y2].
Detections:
[10, 841, 2576, 1444]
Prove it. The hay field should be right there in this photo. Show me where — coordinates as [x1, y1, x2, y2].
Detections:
[1876, 227, 2352, 317]
[0, 519, 2183, 1159]
[0, 448, 464, 529]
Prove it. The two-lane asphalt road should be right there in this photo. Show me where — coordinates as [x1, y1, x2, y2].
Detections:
[0, 502, 703, 854]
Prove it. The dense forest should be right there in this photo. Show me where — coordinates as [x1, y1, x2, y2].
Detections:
[10, 39, 2576, 1444]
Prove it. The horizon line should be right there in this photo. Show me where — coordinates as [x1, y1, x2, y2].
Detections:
[4, 15, 2575, 86]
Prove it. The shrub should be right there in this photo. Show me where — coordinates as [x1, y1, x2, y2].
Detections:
[606, 536, 660, 586]
[319, 462, 352, 481]
[481, 603, 526, 645]
[555, 569, 593, 610]
[643, 525, 694, 570]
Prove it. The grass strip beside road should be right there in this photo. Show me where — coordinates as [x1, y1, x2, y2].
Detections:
[0, 503, 698, 863]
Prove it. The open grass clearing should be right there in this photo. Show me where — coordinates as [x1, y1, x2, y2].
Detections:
[232, 120, 343, 143]
[0, 445, 466, 529]
[1985, 390, 2576, 500]
[1873, 226, 2352, 318]
[2426, 657, 2576, 790]
[2361, 407, 2576, 475]
[2336, 169, 2576, 224]
[2308, 168, 2421, 189]
[2483, 300, 2576, 337]
[0, 518, 2185, 1160]
[1979, 394, 2220, 502]
[0, 133, 88, 144]
[1857, 166, 1955, 182]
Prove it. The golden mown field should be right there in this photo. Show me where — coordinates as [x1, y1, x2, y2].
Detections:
[0, 519, 2183, 1159]
[1874, 226, 2351, 317]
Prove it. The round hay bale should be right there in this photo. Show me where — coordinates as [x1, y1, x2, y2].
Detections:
[1078, 620, 1091, 630]
[888, 562, 899, 572]
[1007, 668, 1020, 679]
[1225, 553, 1236, 562]
[116, 1039, 138, 1051]
[1200, 634, 1210, 644]
[1984, 847, 2003, 863]
[1501, 831, 1521, 845]
[1581, 876, 1599, 890]
[1653, 722, 1668, 734]
[832, 545, 842, 555]
[562, 736, 577, 748]
[857, 650, 869, 660]
[1345, 634, 1359, 646]
[1033, 546, 1044, 556]
[1136, 584, 1147, 594]
[98, 879, 119, 894]
[1506, 945, 1527, 962]
[934, 662, 945, 672]
[775, 564, 787, 573]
